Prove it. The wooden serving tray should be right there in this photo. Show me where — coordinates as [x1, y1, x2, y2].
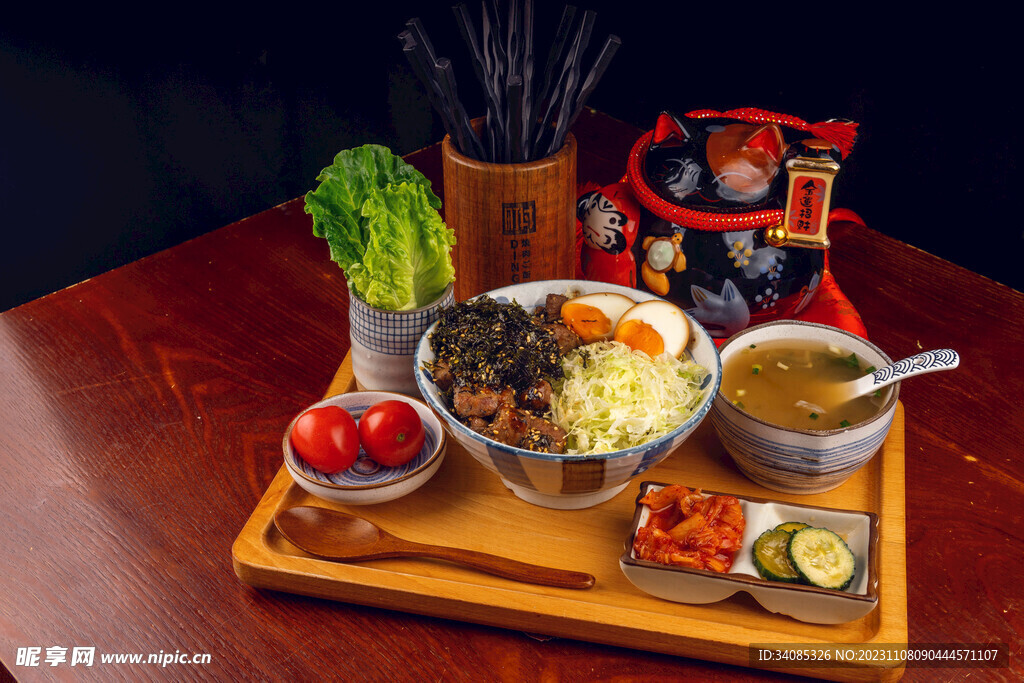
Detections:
[233, 354, 907, 682]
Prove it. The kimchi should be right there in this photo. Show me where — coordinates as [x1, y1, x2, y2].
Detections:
[632, 485, 745, 573]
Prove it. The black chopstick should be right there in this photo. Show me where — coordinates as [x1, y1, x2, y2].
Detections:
[437, 58, 486, 160]
[488, 0, 505, 62]
[530, 54, 572, 158]
[453, 4, 502, 135]
[507, 75, 524, 163]
[506, 0, 521, 79]
[535, 5, 577, 116]
[520, 0, 535, 160]
[560, 34, 621, 141]
[531, 9, 591, 158]
[399, 31, 458, 142]
[486, 1, 508, 119]
[478, 2, 502, 107]
[546, 10, 596, 157]
[406, 18, 439, 65]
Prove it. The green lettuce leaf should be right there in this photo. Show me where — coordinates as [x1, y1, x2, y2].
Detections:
[303, 144, 443, 281]
[351, 183, 456, 310]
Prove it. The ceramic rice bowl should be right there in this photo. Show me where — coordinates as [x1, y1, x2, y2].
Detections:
[414, 279, 721, 510]
[710, 321, 899, 494]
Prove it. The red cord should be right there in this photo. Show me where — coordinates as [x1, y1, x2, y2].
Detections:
[686, 108, 858, 159]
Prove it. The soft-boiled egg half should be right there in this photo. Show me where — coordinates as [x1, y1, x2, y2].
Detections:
[560, 292, 636, 344]
[613, 300, 690, 358]
[561, 293, 691, 358]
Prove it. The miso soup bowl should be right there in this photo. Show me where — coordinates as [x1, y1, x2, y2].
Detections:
[709, 321, 899, 494]
[414, 279, 721, 510]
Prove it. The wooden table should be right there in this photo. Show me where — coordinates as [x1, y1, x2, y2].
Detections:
[1, 110, 1020, 681]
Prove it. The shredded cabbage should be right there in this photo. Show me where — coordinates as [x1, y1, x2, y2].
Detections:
[551, 341, 708, 455]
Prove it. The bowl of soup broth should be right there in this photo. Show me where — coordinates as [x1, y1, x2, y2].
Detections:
[710, 321, 899, 494]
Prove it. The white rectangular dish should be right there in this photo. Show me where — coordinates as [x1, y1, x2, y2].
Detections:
[619, 481, 879, 624]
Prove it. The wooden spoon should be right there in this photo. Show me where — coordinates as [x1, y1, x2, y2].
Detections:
[274, 506, 595, 590]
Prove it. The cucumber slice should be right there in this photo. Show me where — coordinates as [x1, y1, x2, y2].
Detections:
[752, 529, 800, 582]
[774, 521, 809, 533]
[787, 527, 856, 590]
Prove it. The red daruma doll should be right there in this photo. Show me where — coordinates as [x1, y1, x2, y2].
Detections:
[577, 182, 641, 288]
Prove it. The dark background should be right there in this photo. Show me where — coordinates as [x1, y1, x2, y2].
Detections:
[2, 4, 1018, 312]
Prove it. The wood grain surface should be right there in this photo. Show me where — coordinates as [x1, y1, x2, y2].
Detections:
[1, 109, 1021, 682]
[234, 356, 907, 682]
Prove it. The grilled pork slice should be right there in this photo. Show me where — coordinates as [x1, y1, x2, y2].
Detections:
[429, 359, 454, 391]
[517, 379, 553, 412]
[542, 322, 582, 355]
[484, 404, 567, 454]
[453, 385, 516, 418]
[543, 293, 569, 322]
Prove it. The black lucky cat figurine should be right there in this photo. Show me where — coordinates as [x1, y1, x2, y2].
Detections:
[577, 107, 857, 338]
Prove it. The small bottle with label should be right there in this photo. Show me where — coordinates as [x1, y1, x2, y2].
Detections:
[766, 139, 841, 249]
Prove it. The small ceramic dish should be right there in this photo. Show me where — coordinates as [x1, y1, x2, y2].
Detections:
[282, 391, 446, 505]
[619, 481, 879, 624]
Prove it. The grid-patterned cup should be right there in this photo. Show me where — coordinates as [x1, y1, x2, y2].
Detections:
[349, 284, 455, 395]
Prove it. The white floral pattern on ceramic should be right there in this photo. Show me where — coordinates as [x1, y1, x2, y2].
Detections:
[349, 284, 455, 394]
[619, 482, 879, 624]
[283, 391, 446, 505]
[414, 279, 721, 510]
[709, 321, 899, 494]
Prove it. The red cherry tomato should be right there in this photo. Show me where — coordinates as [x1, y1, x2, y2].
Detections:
[358, 400, 426, 467]
[289, 405, 359, 474]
